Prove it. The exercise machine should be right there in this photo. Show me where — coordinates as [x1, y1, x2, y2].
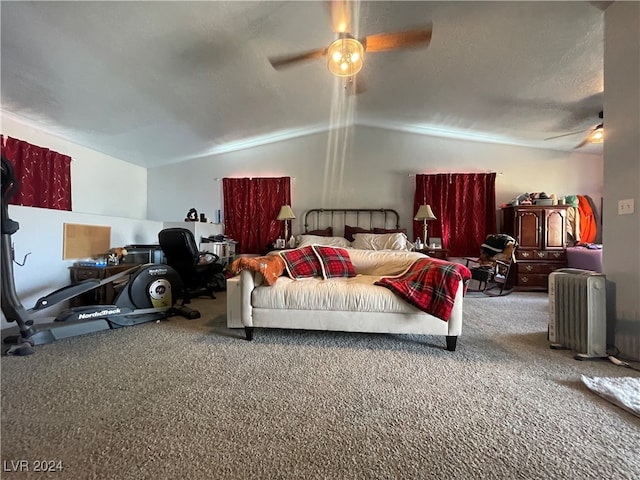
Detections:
[1, 155, 199, 356]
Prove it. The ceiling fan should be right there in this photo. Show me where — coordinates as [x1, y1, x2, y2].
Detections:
[544, 111, 604, 149]
[267, 0, 432, 79]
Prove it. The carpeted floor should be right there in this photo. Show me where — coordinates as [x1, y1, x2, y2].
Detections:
[1, 291, 639, 480]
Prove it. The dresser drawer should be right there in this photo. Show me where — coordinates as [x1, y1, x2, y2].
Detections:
[517, 263, 564, 274]
[516, 273, 549, 288]
[516, 249, 566, 262]
[73, 268, 102, 281]
[547, 250, 567, 262]
[516, 250, 545, 261]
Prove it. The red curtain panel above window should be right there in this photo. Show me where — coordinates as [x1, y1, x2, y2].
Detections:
[222, 177, 291, 254]
[1, 135, 72, 211]
[414, 173, 496, 257]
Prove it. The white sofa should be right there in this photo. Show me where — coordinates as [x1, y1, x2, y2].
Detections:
[238, 249, 466, 351]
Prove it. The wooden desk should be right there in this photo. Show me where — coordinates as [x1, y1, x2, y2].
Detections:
[69, 264, 141, 307]
[417, 248, 449, 260]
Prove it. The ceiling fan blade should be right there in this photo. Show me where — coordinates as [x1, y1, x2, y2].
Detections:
[268, 48, 327, 70]
[574, 136, 591, 149]
[363, 27, 432, 52]
[544, 128, 589, 141]
[328, 0, 351, 33]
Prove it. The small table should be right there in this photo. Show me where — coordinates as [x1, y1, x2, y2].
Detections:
[68, 263, 142, 307]
[417, 248, 449, 260]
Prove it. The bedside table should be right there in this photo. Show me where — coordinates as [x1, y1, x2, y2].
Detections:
[417, 248, 449, 261]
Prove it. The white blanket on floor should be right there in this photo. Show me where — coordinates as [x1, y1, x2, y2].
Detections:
[581, 375, 640, 418]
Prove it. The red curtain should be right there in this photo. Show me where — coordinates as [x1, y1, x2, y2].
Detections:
[223, 177, 291, 254]
[414, 173, 496, 257]
[1, 136, 72, 211]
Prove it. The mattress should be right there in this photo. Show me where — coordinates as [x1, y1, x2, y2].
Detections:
[566, 246, 603, 272]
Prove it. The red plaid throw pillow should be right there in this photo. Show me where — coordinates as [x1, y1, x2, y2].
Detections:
[312, 245, 356, 279]
[278, 246, 322, 279]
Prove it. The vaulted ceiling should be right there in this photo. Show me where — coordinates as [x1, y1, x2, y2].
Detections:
[1, 1, 607, 168]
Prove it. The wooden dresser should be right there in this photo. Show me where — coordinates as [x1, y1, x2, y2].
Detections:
[501, 205, 568, 291]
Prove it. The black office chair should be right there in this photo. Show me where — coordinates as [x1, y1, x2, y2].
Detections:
[464, 234, 517, 296]
[158, 228, 223, 303]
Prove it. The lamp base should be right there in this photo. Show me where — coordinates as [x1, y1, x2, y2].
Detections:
[423, 221, 428, 246]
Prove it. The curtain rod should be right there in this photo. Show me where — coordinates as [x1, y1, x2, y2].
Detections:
[408, 172, 503, 177]
[214, 177, 296, 181]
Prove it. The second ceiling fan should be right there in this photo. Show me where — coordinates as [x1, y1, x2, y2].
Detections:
[545, 111, 604, 149]
[268, 0, 433, 78]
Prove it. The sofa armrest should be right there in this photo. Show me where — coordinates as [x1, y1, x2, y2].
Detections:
[239, 269, 255, 327]
[446, 281, 465, 336]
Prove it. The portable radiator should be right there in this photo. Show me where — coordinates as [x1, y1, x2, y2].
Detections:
[548, 268, 607, 360]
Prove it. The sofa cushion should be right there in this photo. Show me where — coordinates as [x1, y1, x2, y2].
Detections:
[279, 246, 322, 279]
[312, 245, 356, 279]
[252, 275, 420, 313]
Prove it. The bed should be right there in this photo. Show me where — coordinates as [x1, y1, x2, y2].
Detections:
[299, 207, 413, 249]
[304, 208, 402, 238]
[233, 208, 471, 351]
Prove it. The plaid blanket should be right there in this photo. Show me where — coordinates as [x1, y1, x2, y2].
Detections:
[375, 258, 471, 321]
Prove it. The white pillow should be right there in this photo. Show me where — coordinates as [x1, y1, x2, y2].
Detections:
[296, 234, 351, 248]
[351, 232, 411, 251]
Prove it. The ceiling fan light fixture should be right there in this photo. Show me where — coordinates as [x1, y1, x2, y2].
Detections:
[327, 37, 364, 77]
[590, 125, 604, 143]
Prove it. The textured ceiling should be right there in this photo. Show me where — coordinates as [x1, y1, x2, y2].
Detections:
[1, 1, 606, 168]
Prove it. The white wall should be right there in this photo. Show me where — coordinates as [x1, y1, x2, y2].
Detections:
[1, 206, 162, 329]
[1, 114, 148, 219]
[1, 114, 159, 329]
[603, 2, 640, 361]
[147, 124, 603, 239]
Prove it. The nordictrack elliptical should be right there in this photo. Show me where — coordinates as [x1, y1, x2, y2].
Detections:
[1, 155, 199, 356]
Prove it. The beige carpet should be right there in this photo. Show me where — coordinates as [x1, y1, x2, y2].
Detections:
[1, 292, 639, 480]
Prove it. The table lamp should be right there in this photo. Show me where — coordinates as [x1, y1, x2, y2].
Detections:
[414, 204, 436, 245]
[277, 205, 296, 241]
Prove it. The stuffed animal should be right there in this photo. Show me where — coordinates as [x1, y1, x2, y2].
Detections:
[185, 208, 198, 222]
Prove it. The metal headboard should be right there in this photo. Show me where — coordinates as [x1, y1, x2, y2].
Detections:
[303, 208, 400, 237]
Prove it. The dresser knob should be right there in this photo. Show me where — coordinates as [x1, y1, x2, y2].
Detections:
[526, 265, 533, 272]
[521, 276, 529, 283]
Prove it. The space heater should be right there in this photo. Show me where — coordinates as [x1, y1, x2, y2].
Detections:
[548, 268, 607, 360]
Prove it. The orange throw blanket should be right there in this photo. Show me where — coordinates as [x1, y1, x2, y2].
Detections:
[230, 255, 286, 286]
[578, 195, 597, 244]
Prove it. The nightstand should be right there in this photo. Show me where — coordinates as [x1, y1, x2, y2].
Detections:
[417, 248, 449, 261]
